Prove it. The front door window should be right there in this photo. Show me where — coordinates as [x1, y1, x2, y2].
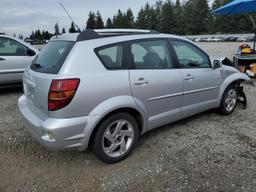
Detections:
[172, 40, 211, 68]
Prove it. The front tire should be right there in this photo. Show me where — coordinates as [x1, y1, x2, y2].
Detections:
[219, 84, 238, 115]
[92, 113, 139, 163]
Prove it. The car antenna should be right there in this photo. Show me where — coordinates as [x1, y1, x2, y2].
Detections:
[59, 2, 81, 32]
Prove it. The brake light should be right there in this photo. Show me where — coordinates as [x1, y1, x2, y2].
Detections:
[48, 79, 80, 111]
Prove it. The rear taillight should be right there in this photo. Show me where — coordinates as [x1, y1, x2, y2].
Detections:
[48, 79, 80, 111]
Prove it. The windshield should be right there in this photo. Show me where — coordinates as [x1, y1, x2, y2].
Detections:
[31, 41, 74, 74]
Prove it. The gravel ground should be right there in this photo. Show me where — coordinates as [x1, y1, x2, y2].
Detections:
[0, 42, 256, 192]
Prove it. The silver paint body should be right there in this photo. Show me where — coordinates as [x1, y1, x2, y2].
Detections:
[18, 30, 250, 151]
[0, 35, 38, 85]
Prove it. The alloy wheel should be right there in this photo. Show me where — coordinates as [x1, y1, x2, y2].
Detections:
[225, 88, 237, 112]
[102, 119, 134, 157]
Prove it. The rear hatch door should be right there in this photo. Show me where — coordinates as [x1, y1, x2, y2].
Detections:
[23, 40, 75, 118]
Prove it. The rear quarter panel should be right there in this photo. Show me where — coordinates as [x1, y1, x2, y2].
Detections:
[49, 42, 133, 118]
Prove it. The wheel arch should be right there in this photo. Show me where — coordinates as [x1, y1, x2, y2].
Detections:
[86, 95, 148, 148]
[217, 72, 250, 106]
[88, 107, 145, 148]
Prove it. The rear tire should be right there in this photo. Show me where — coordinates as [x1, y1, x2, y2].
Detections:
[219, 84, 238, 115]
[92, 113, 139, 164]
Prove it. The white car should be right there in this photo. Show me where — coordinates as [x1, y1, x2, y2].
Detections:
[211, 37, 222, 42]
[0, 34, 38, 87]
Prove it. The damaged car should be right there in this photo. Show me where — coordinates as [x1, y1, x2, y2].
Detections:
[18, 29, 250, 163]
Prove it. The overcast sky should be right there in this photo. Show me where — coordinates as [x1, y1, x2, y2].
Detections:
[0, 0, 161, 37]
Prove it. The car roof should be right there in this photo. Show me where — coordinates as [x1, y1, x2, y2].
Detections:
[49, 29, 190, 45]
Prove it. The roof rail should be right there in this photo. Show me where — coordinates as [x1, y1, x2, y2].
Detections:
[76, 29, 159, 41]
[94, 29, 158, 34]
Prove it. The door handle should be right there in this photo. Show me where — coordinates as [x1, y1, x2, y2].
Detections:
[184, 74, 194, 80]
[134, 78, 149, 85]
[0, 57, 5, 61]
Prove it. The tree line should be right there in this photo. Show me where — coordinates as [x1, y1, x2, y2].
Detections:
[27, 0, 255, 40]
[84, 0, 255, 35]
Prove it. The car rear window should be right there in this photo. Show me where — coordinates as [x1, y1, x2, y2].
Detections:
[31, 41, 74, 74]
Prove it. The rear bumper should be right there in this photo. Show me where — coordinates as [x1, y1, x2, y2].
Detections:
[18, 95, 100, 151]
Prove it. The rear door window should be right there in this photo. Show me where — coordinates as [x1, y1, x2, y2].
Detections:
[130, 40, 172, 69]
[31, 41, 74, 74]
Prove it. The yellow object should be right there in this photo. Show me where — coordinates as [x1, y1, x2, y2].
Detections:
[250, 63, 256, 74]
[241, 48, 253, 54]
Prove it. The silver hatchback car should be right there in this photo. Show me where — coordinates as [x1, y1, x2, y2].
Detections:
[18, 29, 249, 163]
[0, 34, 38, 87]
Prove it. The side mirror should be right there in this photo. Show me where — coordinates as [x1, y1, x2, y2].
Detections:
[26, 49, 36, 56]
[213, 60, 221, 69]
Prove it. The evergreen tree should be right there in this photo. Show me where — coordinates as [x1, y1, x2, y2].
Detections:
[136, 4, 158, 30]
[211, 0, 232, 33]
[136, 7, 147, 29]
[40, 30, 52, 40]
[112, 16, 117, 28]
[153, 1, 163, 31]
[86, 12, 96, 29]
[144, 3, 154, 29]
[95, 11, 104, 29]
[184, 0, 210, 35]
[124, 8, 134, 28]
[54, 23, 60, 35]
[69, 22, 76, 33]
[183, 1, 193, 34]
[30, 30, 40, 40]
[35, 30, 41, 40]
[160, 1, 176, 33]
[114, 9, 125, 28]
[106, 18, 113, 28]
[30, 31, 35, 39]
[199, 0, 211, 34]
[62, 28, 66, 34]
[173, 0, 184, 35]
[44, 31, 53, 40]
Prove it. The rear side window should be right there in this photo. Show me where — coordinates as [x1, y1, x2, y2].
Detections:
[97, 45, 123, 70]
[31, 41, 74, 74]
